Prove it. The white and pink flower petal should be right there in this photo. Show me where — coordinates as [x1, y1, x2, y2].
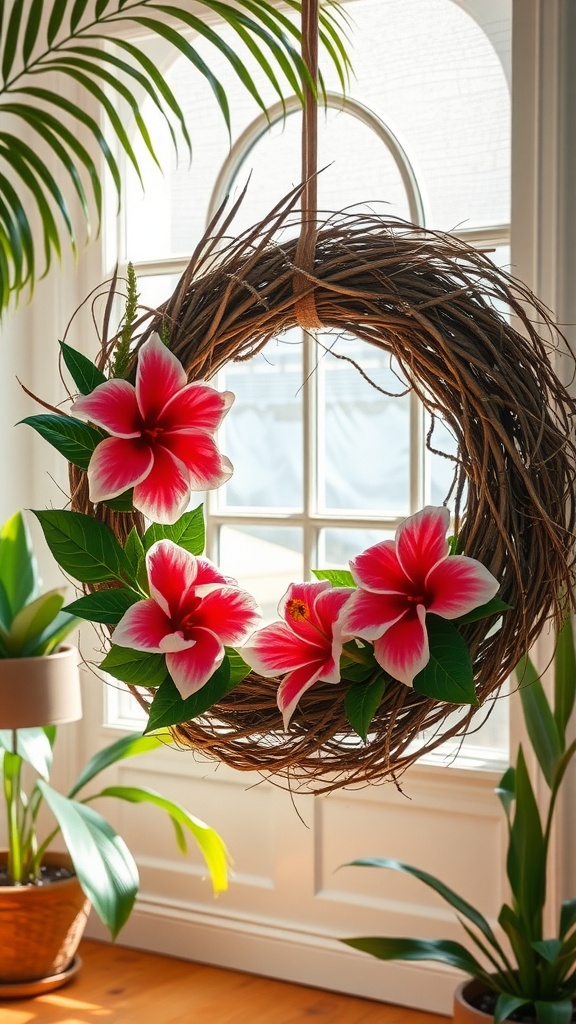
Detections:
[132, 446, 191, 525]
[165, 628, 225, 699]
[242, 621, 324, 676]
[192, 556, 233, 588]
[395, 505, 450, 582]
[277, 663, 325, 729]
[190, 585, 261, 645]
[350, 540, 407, 593]
[426, 555, 499, 619]
[373, 605, 429, 687]
[277, 580, 332, 643]
[160, 383, 234, 433]
[135, 334, 188, 422]
[88, 437, 153, 503]
[72, 379, 141, 438]
[113, 599, 173, 653]
[340, 588, 408, 641]
[147, 540, 198, 618]
[159, 429, 233, 491]
[315, 587, 355, 639]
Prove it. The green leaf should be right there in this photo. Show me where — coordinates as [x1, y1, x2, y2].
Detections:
[341, 937, 487, 977]
[94, 784, 229, 894]
[143, 506, 205, 557]
[413, 616, 477, 705]
[64, 588, 140, 625]
[38, 782, 138, 938]
[99, 645, 167, 688]
[456, 597, 512, 625]
[560, 900, 576, 939]
[6, 588, 64, 655]
[495, 765, 516, 822]
[498, 903, 537, 984]
[28, 610, 80, 657]
[533, 1000, 575, 1024]
[0, 726, 52, 779]
[145, 650, 248, 733]
[22, 0, 42, 66]
[47, 0, 67, 45]
[554, 616, 576, 742]
[70, 0, 89, 33]
[344, 676, 388, 741]
[312, 568, 356, 587]
[60, 341, 107, 396]
[33, 509, 132, 585]
[507, 746, 546, 938]
[2, 0, 24, 83]
[124, 527, 145, 583]
[516, 653, 563, 787]
[494, 994, 531, 1024]
[21, 414, 103, 470]
[531, 940, 563, 964]
[0, 511, 38, 617]
[103, 490, 134, 513]
[0, 577, 12, 631]
[68, 731, 164, 798]
[343, 857, 501, 950]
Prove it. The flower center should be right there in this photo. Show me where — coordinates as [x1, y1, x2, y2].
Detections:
[286, 598, 310, 622]
[406, 594, 425, 605]
[177, 596, 202, 638]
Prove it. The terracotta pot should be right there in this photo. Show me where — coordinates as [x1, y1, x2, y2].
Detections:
[0, 851, 90, 984]
[0, 645, 82, 728]
[454, 979, 495, 1022]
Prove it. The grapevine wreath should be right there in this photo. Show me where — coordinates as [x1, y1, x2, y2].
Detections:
[24, 185, 576, 793]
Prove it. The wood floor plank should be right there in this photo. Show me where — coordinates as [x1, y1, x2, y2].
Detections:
[0, 939, 451, 1023]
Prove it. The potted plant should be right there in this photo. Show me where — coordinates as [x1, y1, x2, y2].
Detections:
[340, 615, 576, 1024]
[0, 509, 229, 996]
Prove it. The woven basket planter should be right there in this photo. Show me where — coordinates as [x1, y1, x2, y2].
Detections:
[70, 204, 576, 791]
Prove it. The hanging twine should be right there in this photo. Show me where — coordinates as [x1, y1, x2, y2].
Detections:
[293, 0, 323, 330]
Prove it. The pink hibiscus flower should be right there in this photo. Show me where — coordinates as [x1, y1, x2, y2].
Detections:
[339, 506, 499, 687]
[72, 334, 234, 524]
[112, 539, 261, 699]
[243, 581, 353, 728]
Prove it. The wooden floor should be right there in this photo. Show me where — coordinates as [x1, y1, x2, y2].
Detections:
[0, 939, 451, 1023]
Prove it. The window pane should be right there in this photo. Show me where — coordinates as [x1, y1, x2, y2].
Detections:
[319, 335, 410, 514]
[320, 528, 394, 569]
[218, 333, 303, 510]
[218, 525, 303, 621]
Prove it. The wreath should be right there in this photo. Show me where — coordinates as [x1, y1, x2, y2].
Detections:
[25, 198, 576, 791]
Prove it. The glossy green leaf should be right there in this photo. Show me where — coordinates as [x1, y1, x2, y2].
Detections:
[68, 731, 164, 798]
[0, 132, 75, 245]
[104, 490, 134, 513]
[38, 782, 139, 938]
[533, 1000, 575, 1024]
[70, 0, 90, 32]
[6, 589, 64, 655]
[413, 616, 477, 705]
[341, 937, 487, 977]
[2, 0, 24, 83]
[143, 506, 205, 557]
[60, 341, 107, 396]
[21, 414, 103, 471]
[28, 610, 80, 657]
[344, 676, 388, 741]
[531, 939, 563, 964]
[64, 588, 140, 625]
[95, 784, 229, 893]
[507, 747, 545, 938]
[0, 141, 62, 272]
[560, 900, 576, 939]
[312, 568, 356, 587]
[456, 597, 512, 626]
[554, 616, 576, 742]
[145, 649, 249, 732]
[344, 857, 501, 949]
[496, 765, 516, 822]
[124, 527, 145, 570]
[33, 509, 132, 585]
[113, 37, 191, 158]
[494, 994, 531, 1024]
[0, 511, 38, 617]
[0, 578, 12, 631]
[99, 645, 167, 688]
[0, 726, 53, 780]
[498, 903, 537, 984]
[47, 0, 68, 45]
[516, 653, 563, 787]
[22, 0, 42, 65]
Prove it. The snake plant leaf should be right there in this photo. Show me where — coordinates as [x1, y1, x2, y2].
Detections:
[341, 937, 488, 978]
[560, 899, 576, 939]
[38, 782, 139, 938]
[494, 994, 531, 1024]
[93, 785, 230, 894]
[507, 747, 546, 939]
[495, 765, 516, 823]
[516, 653, 563, 787]
[554, 616, 576, 741]
[533, 1000, 575, 1024]
[26, 609, 81, 656]
[531, 939, 564, 964]
[498, 903, 537, 983]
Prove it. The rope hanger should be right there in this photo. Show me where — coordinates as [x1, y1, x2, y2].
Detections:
[294, 0, 323, 330]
